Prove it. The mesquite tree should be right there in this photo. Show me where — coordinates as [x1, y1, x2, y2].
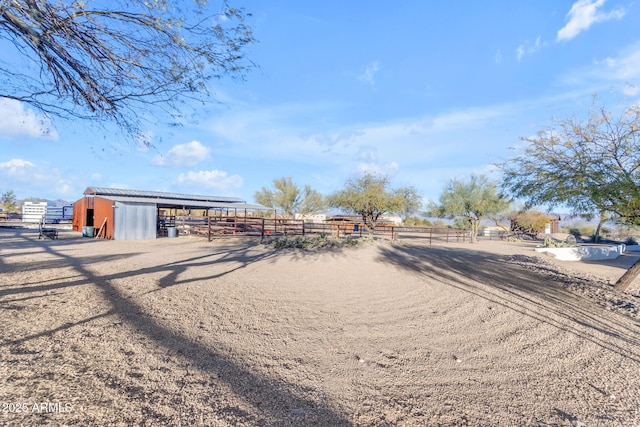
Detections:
[254, 177, 324, 218]
[428, 174, 510, 242]
[327, 173, 421, 234]
[498, 103, 640, 291]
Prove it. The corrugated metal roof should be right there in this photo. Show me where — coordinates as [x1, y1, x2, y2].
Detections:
[107, 195, 266, 211]
[84, 187, 246, 204]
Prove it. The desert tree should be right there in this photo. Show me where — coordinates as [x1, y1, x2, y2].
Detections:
[1, 189, 18, 213]
[254, 177, 324, 218]
[428, 174, 510, 242]
[502, 208, 554, 234]
[0, 0, 256, 144]
[497, 103, 640, 234]
[497, 102, 640, 290]
[326, 173, 422, 234]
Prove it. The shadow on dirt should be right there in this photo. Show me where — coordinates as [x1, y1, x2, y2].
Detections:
[376, 244, 640, 363]
[0, 230, 352, 426]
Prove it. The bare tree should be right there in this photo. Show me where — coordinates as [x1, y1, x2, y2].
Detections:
[0, 0, 255, 143]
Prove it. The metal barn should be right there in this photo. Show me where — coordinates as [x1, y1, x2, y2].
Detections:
[72, 187, 264, 240]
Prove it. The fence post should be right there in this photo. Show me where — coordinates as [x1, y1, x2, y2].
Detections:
[208, 215, 211, 242]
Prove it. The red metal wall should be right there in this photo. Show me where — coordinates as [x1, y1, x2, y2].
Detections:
[72, 196, 114, 239]
[72, 197, 92, 232]
[93, 197, 114, 239]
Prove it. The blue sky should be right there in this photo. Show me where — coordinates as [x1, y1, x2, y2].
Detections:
[1, 0, 639, 208]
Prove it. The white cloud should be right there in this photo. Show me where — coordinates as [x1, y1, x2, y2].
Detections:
[429, 107, 506, 132]
[0, 159, 77, 197]
[516, 36, 545, 61]
[175, 170, 243, 192]
[563, 42, 640, 93]
[622, 83, 640, 97]
[108, 183, 131, 189]
[355, 161, 400, 177]
[595, 44, 640, 81]
[557, 0, 625, 42]
[0, 158, 35, 175]
[352, 145, 400, 176]
[152, 140, 211, 167]
[205, 101, 512, 179]
[358, 61, 380, 86]
[315, 130, 364, 147]
[0, 99, 58, 140]
[355, 145, 377, 163]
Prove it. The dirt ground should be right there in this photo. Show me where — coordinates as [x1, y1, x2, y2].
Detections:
[1, 227, 639, 426]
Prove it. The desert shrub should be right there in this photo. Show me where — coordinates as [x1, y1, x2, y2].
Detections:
[568, 228, 582, 240]
[404, 217, 433, 227]
[542, 235, 577, 248]
[563, 223, 597, 240]
[404, 217, 417, 226]
[268, 234, 364, 250]
[625, 236, 638, 245]
[506, 210, 553, 233]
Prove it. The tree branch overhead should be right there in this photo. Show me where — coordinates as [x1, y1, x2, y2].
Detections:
[0, 0, 256, 142]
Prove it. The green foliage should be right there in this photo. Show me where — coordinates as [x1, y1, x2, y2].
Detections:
[503, 209, 552, 233]
[327, 173, 422, 233]
[568, 228, 582, 240]
[1, 190, 18, 213]
[453, 217, 471, 230]
[254, 177, 324, 218]
[563, 222, 610, 241]
[403, 216, 432, 226]
[430, 219, 449, 228]
[542, 236, 577, 248]
[428, 174, 510, 241]
[497, 102, 640, 224]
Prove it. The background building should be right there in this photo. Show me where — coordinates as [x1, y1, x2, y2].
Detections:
[73, 187, 264, 240]
[22, 201, 48, 223]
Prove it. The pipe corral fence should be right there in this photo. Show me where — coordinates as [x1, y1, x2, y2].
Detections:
[171, 215, 471, 244]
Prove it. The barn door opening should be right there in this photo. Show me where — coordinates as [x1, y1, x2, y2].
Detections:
[86, 209, 94, 226]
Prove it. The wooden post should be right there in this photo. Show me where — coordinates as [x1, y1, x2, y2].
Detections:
[95, 217, 107, 239]
[615, 258, 640, 291]
[208, 215, 211, 242]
